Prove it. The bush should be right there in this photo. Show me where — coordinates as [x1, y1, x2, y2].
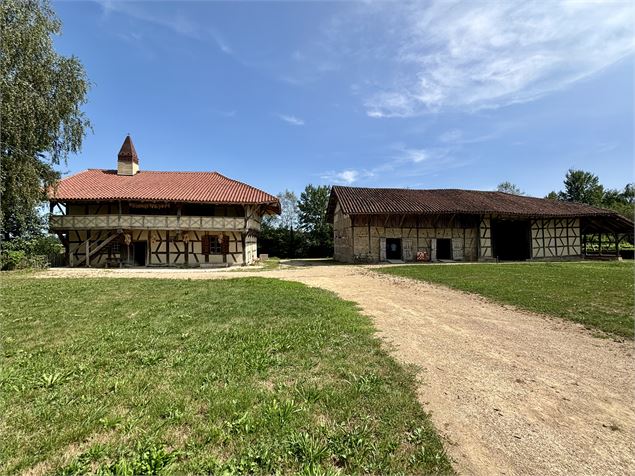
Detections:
[1, 235, 63, 270]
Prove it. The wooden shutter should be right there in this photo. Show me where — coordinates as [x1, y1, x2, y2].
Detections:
[202, 235, 210, 255]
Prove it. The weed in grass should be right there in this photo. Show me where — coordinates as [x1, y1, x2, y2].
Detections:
[288, 432, 330, 465]
[97, 442, 179, 475]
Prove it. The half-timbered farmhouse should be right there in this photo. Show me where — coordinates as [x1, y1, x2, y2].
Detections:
[48, 136, 280, 267]
[328, 186, 633, 263]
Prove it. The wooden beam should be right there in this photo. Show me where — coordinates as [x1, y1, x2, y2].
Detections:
[76, 233, 119, 267]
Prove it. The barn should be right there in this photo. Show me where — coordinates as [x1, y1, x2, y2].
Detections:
[327, 186, 633, 263]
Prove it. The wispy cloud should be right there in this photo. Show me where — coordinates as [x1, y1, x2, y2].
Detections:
[210, 29, 233, 55]
[276, 114, 305, 126]
[96, 0, 234, 56]
[321, 144, 465, 185]
[321, 169, 365, 184]
[320, 1, 635, 116]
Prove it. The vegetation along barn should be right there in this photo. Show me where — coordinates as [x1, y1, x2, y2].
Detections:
[48, 136, 280, 267]
[328, 186, 633, 263]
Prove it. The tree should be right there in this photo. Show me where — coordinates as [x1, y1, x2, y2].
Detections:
[602, 183, 634, 219]
[557, 169, 604, 206]
[298, 184, 333, 257]
[545, 191, 559, 200]
[260, 190, 302, 258]
[1, 0, 91, 239]
[496, 182, 523, 195]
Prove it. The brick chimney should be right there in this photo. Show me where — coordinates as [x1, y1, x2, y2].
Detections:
[117, 135, 139, 176]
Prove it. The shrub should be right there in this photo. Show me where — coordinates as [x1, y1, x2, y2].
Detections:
[0, 235, 63, 270]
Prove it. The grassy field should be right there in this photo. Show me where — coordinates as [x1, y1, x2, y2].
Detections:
[0, 276, 452, 475]
[378, 262, 634, 339]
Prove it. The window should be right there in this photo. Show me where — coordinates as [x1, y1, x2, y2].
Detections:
[202, 235, 222, 255]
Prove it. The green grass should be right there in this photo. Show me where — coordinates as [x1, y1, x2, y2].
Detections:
[378, 261, 634, 339]
[0, 276, 452, 475]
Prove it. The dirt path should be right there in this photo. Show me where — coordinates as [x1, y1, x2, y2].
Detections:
[39, 266, 635, 475]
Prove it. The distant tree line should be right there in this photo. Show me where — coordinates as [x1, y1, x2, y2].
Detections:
[498, 169, 634, 219]
[258, 185, 334, 259]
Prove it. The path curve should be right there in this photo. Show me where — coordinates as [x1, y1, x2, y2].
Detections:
[40, 266, 635, 475]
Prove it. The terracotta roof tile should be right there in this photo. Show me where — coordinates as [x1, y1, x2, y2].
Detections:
[329, 186, 627, 219]
[49, 169, 280, 212]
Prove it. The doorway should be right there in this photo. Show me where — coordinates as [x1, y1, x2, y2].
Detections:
[436, 238, 452, 260]
[386, 238, 402, 260]
[132, 241, 147, 266]
[491, 219, 531, 260]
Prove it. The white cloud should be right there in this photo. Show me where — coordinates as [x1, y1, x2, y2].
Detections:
[277, 114, 305, 126]
[321, 169, 362, 184]
[325, 1, 635, 116]
[401, 148, 428, 163]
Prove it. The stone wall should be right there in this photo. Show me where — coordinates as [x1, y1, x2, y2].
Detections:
[333, 208, 479, 262]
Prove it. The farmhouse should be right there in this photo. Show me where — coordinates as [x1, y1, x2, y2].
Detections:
[48, 136, 280, 267]
[328, 186, 633, 263]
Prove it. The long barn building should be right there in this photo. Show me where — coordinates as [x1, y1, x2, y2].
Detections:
[48, 136, 280, 267]
[327, 186, 633, 263]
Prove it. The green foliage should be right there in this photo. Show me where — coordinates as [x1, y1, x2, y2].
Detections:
[557, 169, 604, 206]
[602, 183, 635, 219]
[0, 0, 91, 238]
[379, 262, 634, 338]
[298, 184, 333, 257]
[1, 277, 453, 474]
[548, 169, 633, 219]
[0, 234, 63, 270]
[496, 181, 523, 195]
[260, 186, 334, 258]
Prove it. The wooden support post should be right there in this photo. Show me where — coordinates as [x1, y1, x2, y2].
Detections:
[85, 237, 90, 268]
[166, 230, 170, 264]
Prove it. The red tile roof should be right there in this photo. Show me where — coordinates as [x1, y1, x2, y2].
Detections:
[49, 169, 280, 213]
[329, 186, 629, 219]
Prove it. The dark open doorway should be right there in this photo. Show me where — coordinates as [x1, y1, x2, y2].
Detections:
[386, 238, 402, 260]
[491, 219, 531, 261]
[436, 238, 452, 260]
[132, 241, 147, 266]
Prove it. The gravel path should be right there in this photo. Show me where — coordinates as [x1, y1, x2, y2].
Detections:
[39, 265, 635, 475]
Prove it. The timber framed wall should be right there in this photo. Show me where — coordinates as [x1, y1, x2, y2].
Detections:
[333, 208, 584, 263]
[66, 229, 254, 267]
[333, 206, 479, 262]
[530, 218, 581, 259]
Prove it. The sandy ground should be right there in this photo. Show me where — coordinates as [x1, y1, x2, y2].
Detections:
[38, 264, 635, 475]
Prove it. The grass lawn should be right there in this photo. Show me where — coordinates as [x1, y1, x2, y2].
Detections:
[378, 261, 634, 339]
[0, 276, 452, 475]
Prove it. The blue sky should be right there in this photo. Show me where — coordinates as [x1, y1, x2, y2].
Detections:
[53, 0, 634, 197]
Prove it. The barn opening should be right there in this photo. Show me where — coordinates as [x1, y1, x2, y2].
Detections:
[436, 238, 453, 260]
[132, 241, 147, 266]
[491, 219, 531, 261]
[386, 238, 402, 260]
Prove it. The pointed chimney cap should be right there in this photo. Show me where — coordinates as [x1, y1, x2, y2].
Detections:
[118, 135, 139, 164]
